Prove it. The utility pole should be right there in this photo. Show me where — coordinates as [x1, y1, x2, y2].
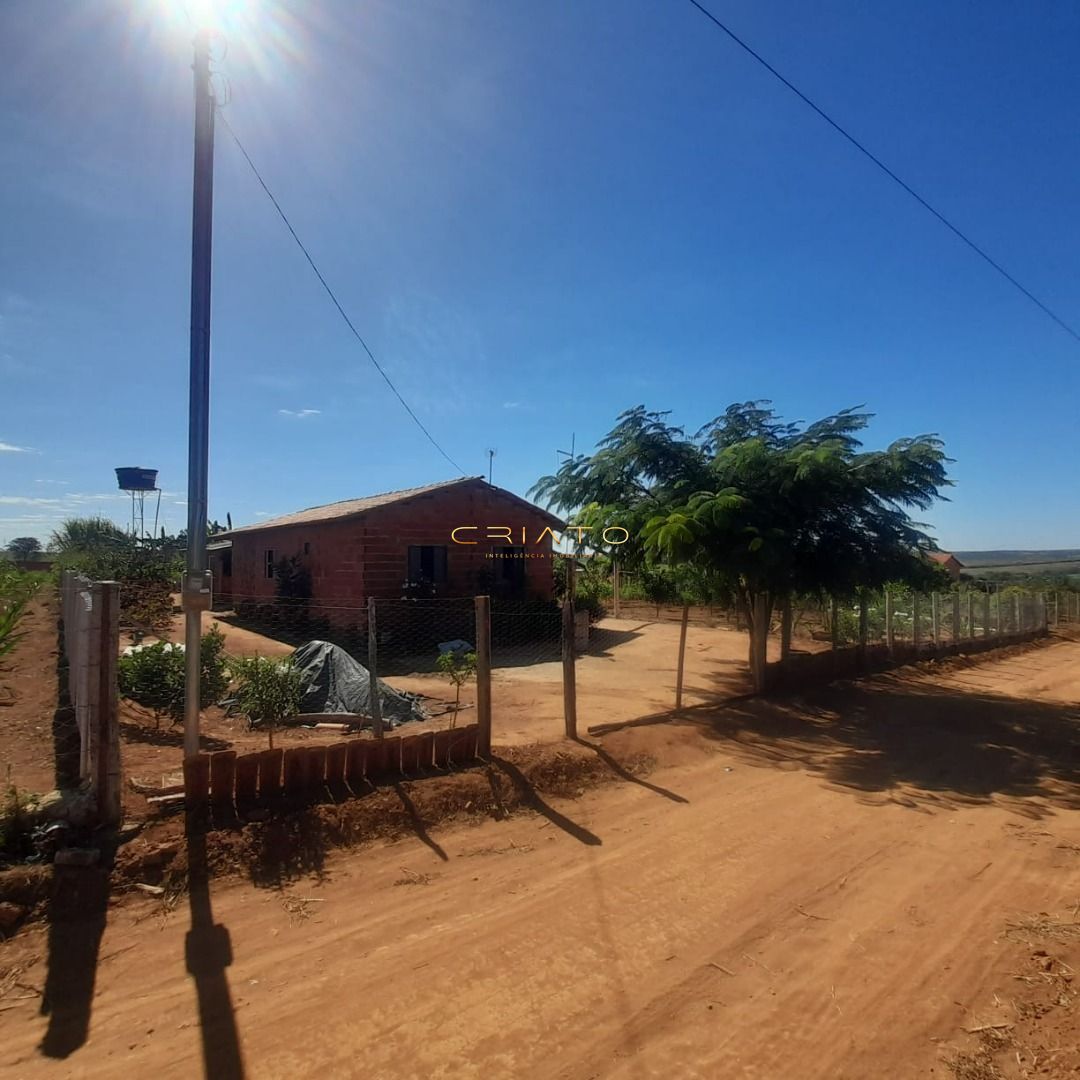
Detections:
[183, 29, 216, 761]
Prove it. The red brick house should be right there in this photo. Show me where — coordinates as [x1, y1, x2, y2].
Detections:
[928, 551, 965, 581]
[208, 477, 564, 618]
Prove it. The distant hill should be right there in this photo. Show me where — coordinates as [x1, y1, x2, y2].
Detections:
[954, 550, 1080, 568]
[952, 550, 1080, 579]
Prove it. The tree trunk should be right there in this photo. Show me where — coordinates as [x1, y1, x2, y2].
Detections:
[748, 590, 772, 693]
[780, 596, 793, 661]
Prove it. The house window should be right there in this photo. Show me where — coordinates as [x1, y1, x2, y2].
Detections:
[495, 546, 526, 590]
[407, 545, 447, 584]
[264, 549, 275, 579]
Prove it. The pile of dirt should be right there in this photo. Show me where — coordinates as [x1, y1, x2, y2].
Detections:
[946, 909, 1080, 1079]
[112, 741, 652, 895]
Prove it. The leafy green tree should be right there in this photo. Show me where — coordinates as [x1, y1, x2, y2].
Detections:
[51, 516, 130, 555]
[5, 537, 42, 560]
[533, 403, 951, 691]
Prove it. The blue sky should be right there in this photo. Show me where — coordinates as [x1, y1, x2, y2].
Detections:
[2, 0, 1078, 550]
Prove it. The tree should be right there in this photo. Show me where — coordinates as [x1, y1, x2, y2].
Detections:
[229, 656, 304, 749]
[436, 650, 477, 727]
[5, 537, 41, 560]
[532, 403, 951, 692]
[51, 516, 129, 555]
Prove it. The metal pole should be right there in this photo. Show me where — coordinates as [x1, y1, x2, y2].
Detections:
[183, 29, 216, 761]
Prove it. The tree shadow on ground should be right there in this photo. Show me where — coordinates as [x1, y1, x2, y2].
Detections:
[488, 756, 602, 845]
[119, 720, 231, 752]
[675, 675, 1080, 818]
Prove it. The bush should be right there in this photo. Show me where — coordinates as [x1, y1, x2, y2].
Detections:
[229, 656, 303, 748]
[118, 624, 229, 727]
[62, 547, 181, 630]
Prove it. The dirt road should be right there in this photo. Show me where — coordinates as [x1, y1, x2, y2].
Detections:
[4, 641, 1080, 1078]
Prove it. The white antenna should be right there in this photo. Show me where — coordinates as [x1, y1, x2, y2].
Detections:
[487, 448, 496, 484]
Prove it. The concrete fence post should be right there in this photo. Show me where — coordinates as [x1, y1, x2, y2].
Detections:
[982, 589, 990, 640]
[830, 597, 839, 650]
[475, 595, 492, 756]
[952, 591, 961, 645]
[1014, 593, 1021, 635]
[92, 581, 122, 825]
[560, 599, 577, 740]
[367, 596, 383, 738]
[885, 591, 895, 655]
[931, 593, 940, 649]
[913, 594, 921, 650]
[966, 590, 974, 640]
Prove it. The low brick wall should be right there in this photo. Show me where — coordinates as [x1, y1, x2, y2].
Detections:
[183, 724, 480, 809]
[765, 630, 1046, 693]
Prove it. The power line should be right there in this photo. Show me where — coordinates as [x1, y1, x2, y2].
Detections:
[684, 0, 1080, 345]
[218, 112, 467, 475]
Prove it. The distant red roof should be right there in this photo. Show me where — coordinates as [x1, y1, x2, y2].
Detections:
[928, 551, 964, 567]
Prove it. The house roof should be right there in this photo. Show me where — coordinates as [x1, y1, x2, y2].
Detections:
[928, 551, 964, 567]
[218, 477, 565, 537]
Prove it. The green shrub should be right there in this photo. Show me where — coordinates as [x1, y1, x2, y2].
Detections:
[118, 624, 229, 727]
[229, 656, 303, 748]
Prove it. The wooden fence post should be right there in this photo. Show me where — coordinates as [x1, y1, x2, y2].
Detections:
[885, 591, 894, 655]
[913, 593, 921, 650]
[561, 565, 578, 734]
[474, 595, 492, 757]
[675, 604, 689, 710]
[367, 596, 383, 738]
[952, 591, 961, 645]
[93, 581, 122, 826]
[612, 563, 621, 619]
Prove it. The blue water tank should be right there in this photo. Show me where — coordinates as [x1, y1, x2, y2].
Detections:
[115, 467, 158, 491]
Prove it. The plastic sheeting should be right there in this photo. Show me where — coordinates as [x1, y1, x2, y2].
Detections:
[292, 640, 427, 725]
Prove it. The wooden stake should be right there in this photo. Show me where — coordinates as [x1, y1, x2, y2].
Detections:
[475, 595, 492, 757]
[675, 604, 689, 711]
[367, 596, 383, 738]
[561, 598, 577, 739]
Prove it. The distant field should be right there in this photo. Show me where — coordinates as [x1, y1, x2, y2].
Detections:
[954, 549, 1080, 579]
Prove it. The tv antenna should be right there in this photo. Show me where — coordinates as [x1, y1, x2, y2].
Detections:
[487, 448, 496, 484]
[556, 432, 576, 468]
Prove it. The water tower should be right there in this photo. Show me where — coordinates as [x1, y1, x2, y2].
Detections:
[115, 467, 161, 540]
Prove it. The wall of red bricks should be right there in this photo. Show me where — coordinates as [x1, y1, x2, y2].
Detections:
[212, 482, 557, 615]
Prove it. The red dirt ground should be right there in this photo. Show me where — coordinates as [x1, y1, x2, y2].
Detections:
[3, 614, 1080, 1078]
